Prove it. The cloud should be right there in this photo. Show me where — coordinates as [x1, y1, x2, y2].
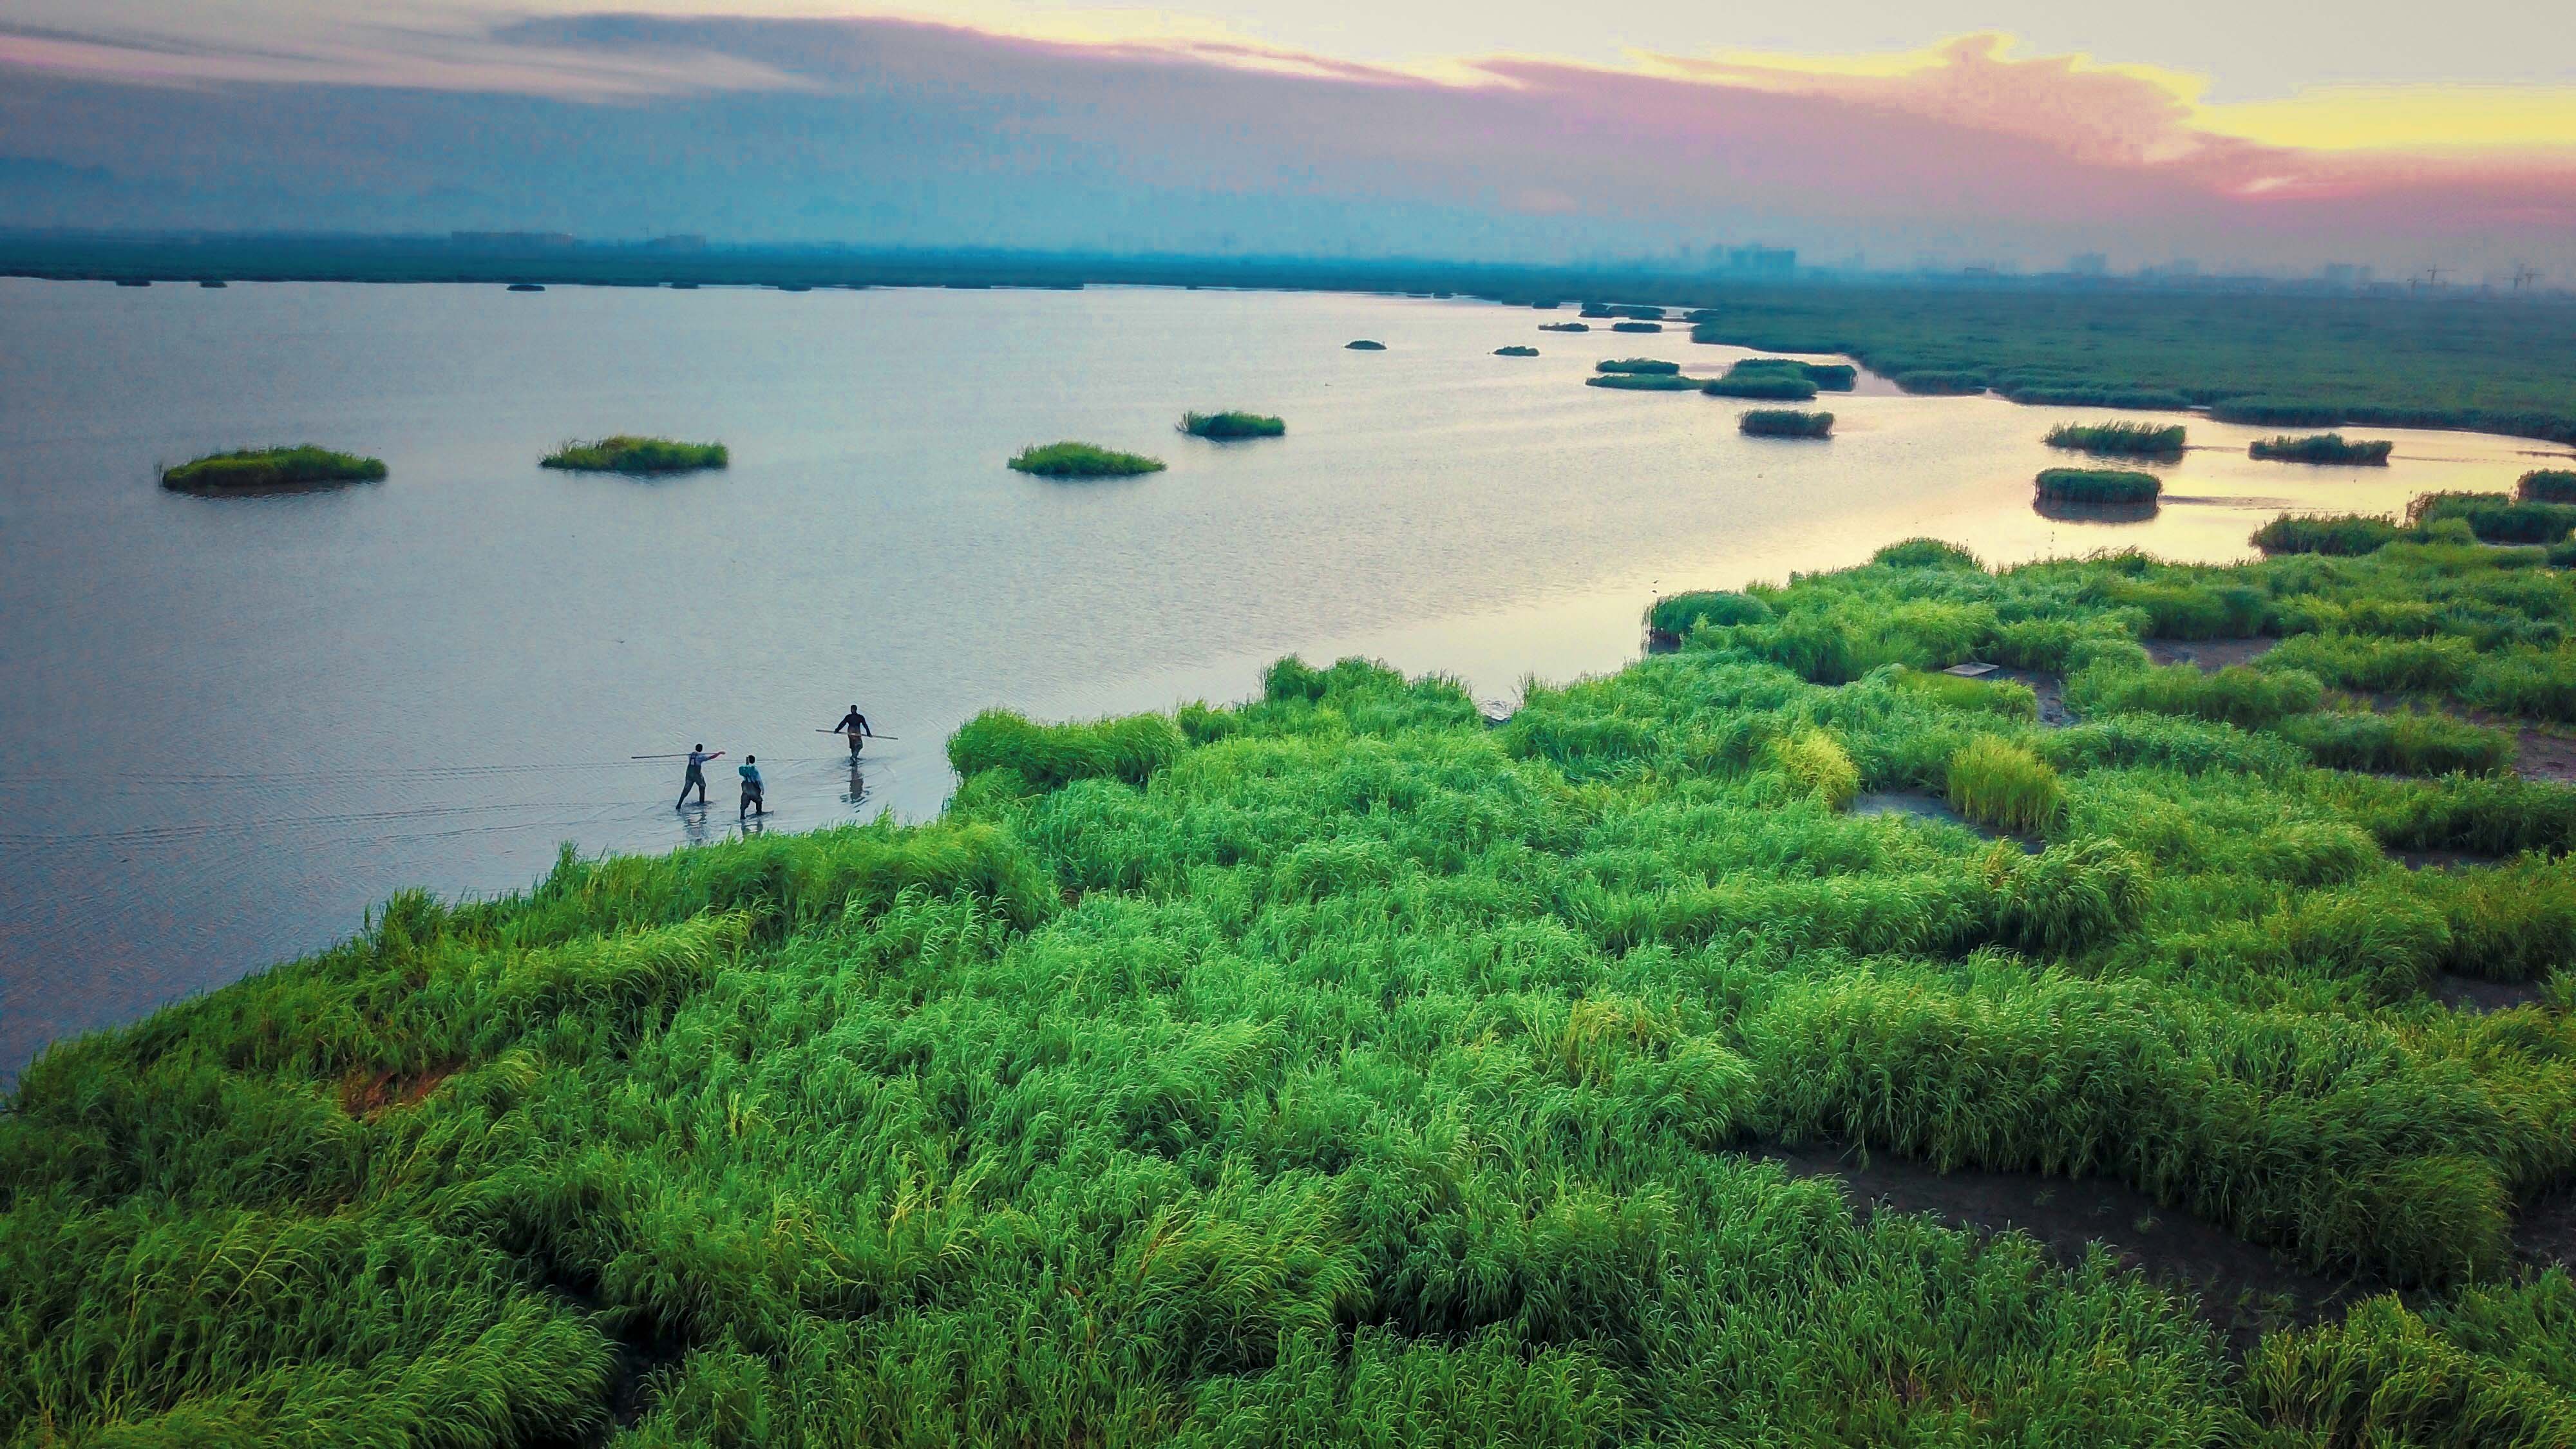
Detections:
[0, 13, 2568, 272]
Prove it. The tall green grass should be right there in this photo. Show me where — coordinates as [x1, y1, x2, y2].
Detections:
[1593, 358, 1680, 374]
[1179, 411, 1285, 439]
[2517, 469, 2576, 504]
[1737, 409, 1833, 439]
[540, 436, 728, 475]
[18, 532, 2576, 1443]
[1007, 442, 1167, 477]
[160, 445, 387, 491]
[2036, 468, 2161, 505]
[2249, 433, 2394, 465]
[1701, 373, 1817, 401]
[2251, 513, 2403, 556]
[2044, 422, 2186, 458]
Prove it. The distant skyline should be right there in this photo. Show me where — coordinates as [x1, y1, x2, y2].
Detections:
[3, 4, 2571, 276]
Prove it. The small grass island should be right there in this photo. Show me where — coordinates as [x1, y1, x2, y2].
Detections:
[1179, 411, 1285, 440]
[1703, 373, 1817, 401]
[1492, 345, 1539, 357]
[1537, 321, 1590, 333]
[2520, 469, 2576, 504]
[1595, 358, 1681, 375]
[1344, 339, 1386, 350]
[541, 437, 730, 476]
[1739, 409, 1835, 439]
[2249, 433, 2395, 465]
[1008, 442, 1166, 478]
[2035, 466, 2162, 505]
[160, 446, 388, 493]
[2043, 421, 2187, 458]
[1609, 321, 1663, 334]
[1730, 358, 1858, 392]
[1586, 373, 1701, 392]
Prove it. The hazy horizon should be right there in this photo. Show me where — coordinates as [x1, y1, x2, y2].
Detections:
[4, 6, 2571, 280]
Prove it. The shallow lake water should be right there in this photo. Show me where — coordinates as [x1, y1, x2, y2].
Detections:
[1, 278, 2566, 1077]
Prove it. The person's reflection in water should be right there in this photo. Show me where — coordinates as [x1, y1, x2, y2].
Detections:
[739, 816, 768, 838]
[678, 802, 713, 847]
[843, 761, 869, 812]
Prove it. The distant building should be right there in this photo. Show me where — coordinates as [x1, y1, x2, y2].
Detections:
[2068, 252, 2108, 277]
[1726, 245, 1796, 276]
[448, 231, 577, 249]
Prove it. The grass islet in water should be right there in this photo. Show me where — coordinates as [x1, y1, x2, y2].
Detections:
[2036, 467, 2161, 505]
[160, 445, 388, 492]
[2044, 421, 2188, 457]
[1594, 358, 1680, 375]
[1343, 339, 1386, 350]
[1702, 372, 1817, 401]
[1179, 411, 1285, 440]
[1586, 372, 1701, 392]
[2249, 433, 2393, 465]
[1492, 345, 1538, 357]
[1007, 441, 1167, 477]
[1739, 408, 1835, 438]
[540, 437, 730, 475]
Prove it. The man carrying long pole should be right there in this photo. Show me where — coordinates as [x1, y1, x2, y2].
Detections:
[827, 705, 874, 759]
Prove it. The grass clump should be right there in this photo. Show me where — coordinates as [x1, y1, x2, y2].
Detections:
[2252, 513, 2404, 556]
[1586, 373, 1701, 392]
[1738, 409, 1834, 439]
[540, 436, 728, 475]
[1343, 339, 1385, 350]
[1702, 372, 1817, 401]
[2249, 433, 2394, 465]
[1007, 441, 1166, 477]
[1179, 411, 1284, 439]
[2517, 468, 2576, 503]
[2036, 468, 2161, 506]
[1595, 358, 1680, 375]
[2044, 421, 2187, 458]
[2067, 659, 2325, 730]
[1537, 321, 1591, 332]
[1727, 357, 1857, 390]
[160, 445, 386, 491]
[1770, 728, 1860, 808]
[1609, 320, 1663, 333]
[2409, 490, 2576, 544]
[1492, 345, 1539, 356]
[1945, 735, 2063, 833]
[1647, 589, 1774, 638]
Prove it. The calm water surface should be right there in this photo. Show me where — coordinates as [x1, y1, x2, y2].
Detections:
[3, 279, 2566, 1076]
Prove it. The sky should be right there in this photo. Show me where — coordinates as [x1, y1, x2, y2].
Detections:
[3, 1, 2572, 276]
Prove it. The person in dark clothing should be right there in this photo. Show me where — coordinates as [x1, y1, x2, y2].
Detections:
[738, 755, 765, 819]
[677, 744, 723, 808]
[830, 706, 874, 757]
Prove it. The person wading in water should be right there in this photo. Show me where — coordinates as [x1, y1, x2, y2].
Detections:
[829, 705, 875, 757]
[676, 744, 723, 808]
[737, 755, 765, 819]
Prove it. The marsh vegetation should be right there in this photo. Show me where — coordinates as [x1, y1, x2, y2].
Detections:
[2045, 422, 2188, 459]
[1178, 411, 1285, 440]
[540, 437, 730, 475]
[2250, 434, 2396, 466]
[2036, 468, 2162, 506]
[1586, 373, 1702, 392]
[1007, 441, 1167, 477]
[1738, 408, 1835, 439]
[1492, 345, 1539, 357]
[1344, 339, 1387, 350]
[160, 446, 387, 492]
[17, 533, 2576, 1444]
[1594, 358, 1681, 375]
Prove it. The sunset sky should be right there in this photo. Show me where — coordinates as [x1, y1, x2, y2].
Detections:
[4, 1, 2571, 276]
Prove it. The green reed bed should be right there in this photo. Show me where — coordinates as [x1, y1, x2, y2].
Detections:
[1007, 441, 1166, 477]
[1610, 321, 1663, 334]
[2036, 468, 2162, 506]
[2249, 433, 2395, 465]
[1586, 373, 1701, 392]
[1537, 321, 1591, 332]
[1343, 339, 1385, 350]
[2518, 469, 2576, 504]
[160, 445, 387, 491]
[1702, 373, 1817, 401]
[1727, 357, 1858, 391]
[1492, 345, 1539, 356]
[1178, 411, 1285, 439]
[2044, 421, 2188, 458]
[2253, 513, 2406, 556]
[1594, 357, 1680, 375]
[17, 535, 2576, 1446]
[2409, 490, 2576, 545]
[540, 436, 729, 475]
[1738, 409, 1835, 439]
